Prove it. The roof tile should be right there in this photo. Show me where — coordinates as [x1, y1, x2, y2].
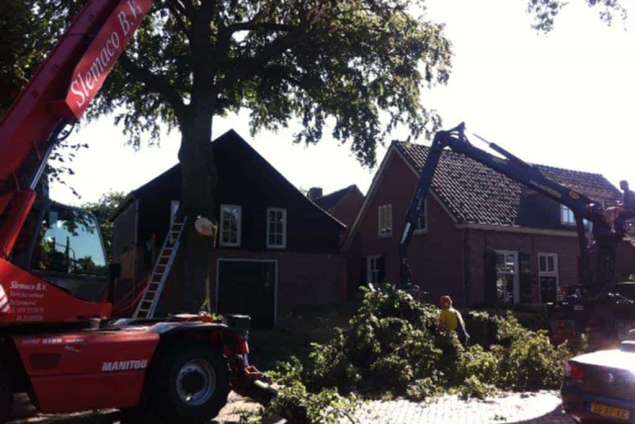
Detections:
[395, 142, 620, 226]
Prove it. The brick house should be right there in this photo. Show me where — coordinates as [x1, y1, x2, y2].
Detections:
[111, 130, 346, 327]
[310, 185, 365, 229]
[345, 141, 635, 307]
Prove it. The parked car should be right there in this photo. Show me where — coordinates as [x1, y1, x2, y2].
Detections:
[562, 340, 635, 422]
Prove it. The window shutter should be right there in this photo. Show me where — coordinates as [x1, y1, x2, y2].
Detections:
[484, 250, 497, 306]
[377, 256, 386, 283]
[361, 258, 367, 284]
[518, 252, 534, 304]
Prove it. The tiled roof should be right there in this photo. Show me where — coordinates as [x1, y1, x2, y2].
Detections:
[314, 185, 359, 211]
[395, 142, 620, 226]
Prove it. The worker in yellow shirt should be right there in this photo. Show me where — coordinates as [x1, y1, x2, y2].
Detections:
[438, 295, 469, 345]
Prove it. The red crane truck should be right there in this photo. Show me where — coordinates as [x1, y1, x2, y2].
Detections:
[0, 1, 267, 422]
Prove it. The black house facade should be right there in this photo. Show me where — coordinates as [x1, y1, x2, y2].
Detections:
[112, 130, 346, 327]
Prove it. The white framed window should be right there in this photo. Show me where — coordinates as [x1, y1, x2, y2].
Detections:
[267, 208, 287, 249]
[169, 200, 180, 228]
[413, 199, 428, 235]
[538, 253, 559, 303]
[366, 255, 385, 284]
[220, 204, 242, 247]
[560, 205, 576, 226]
[378, 204, 393, 237]
[495, 250, 519, 305]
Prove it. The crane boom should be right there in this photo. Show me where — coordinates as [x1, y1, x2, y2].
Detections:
[400, 123, 619, 292]
[0, 0, 154, 259]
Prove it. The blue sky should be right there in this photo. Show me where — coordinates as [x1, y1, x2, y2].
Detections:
[51, 0, 635, 205]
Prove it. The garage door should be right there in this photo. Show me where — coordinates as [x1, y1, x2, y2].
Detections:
[217, 259, 276, 329]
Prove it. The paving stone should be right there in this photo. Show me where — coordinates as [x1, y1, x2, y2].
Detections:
[353, 391, 575, 424]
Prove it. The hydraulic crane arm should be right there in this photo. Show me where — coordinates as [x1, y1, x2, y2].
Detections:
[400, 123, 611, 290]
[0, 0, 155, 259]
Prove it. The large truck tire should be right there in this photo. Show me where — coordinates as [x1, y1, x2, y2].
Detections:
[0, 362, 12, 423]
[149, 345, 230, 423]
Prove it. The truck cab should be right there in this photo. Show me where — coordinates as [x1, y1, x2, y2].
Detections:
[31, 201, 108, 302]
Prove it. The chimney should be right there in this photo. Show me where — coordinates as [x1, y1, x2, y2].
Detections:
[307, 187, 323, 201]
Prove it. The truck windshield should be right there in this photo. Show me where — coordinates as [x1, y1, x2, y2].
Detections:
[32, 204, 107, 276]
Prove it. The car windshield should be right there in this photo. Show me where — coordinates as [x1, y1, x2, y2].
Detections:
[32, 204, 107, 276]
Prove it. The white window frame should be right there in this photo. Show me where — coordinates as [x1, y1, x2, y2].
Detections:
[560, 205, 576, 226]
[266, 207, 287, 249]
[538, 252, 559, 303]
[169, 200, 180, 228]
[413, 199, 428, 235]
[219, 204, 242, 247]
[367, 255, 382, 284]
[378, 204, 393, 237]
[495, 250, 520, 304]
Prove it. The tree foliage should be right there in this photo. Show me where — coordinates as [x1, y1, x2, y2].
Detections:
[30, 0, 452, 168]
[528, 0, 628, 32]
[82, 191, 126, 262]
[266, 285, 573, 419]
[0, 2, 44, 117]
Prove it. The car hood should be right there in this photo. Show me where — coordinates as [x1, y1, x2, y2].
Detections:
[574, 349, 635, 372]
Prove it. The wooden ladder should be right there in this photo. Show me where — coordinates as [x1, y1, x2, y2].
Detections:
[133, 217, 187, 319]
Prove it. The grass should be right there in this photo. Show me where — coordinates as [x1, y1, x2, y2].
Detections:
[247, 302, 356, 371]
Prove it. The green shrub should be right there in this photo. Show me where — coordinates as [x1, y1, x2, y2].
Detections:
[267, 356, 304, 387]
[457, 344, 500, 384]
[307, 333, 362, 392]
[495, 314, 570, 390]
[406, 372, 444, 401]
[264, 380, 358, 424]
[265, 285, 573, 415]
[464, 310, 499, 347]
[457, 375, 497, 400]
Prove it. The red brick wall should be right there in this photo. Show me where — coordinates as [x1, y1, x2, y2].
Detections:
[347, 150, 467, 306]
[208, 249, 346, 320]
[345, 146, 632, 307]
[465, 229, 580, 304]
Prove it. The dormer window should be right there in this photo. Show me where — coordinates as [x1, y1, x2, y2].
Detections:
[560, 205, 576, 226]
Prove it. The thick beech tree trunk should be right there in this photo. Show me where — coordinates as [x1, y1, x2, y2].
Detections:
[174, 109, 217, 313]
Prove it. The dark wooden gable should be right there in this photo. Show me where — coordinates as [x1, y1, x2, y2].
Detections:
[127, 130, 344, 254]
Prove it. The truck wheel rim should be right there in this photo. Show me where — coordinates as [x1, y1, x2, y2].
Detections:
[176, 359, 216, 406]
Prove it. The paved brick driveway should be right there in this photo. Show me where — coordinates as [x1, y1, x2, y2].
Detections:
[354, 391, 574, 424]
[8, 391, 574, 423]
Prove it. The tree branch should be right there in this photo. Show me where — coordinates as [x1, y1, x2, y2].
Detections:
[218, 29, 311, 91]
[224, 21, 298, 34]
[119, 54, 186, 122]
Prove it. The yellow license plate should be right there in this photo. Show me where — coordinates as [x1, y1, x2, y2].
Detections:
[591, 403, 631, 421]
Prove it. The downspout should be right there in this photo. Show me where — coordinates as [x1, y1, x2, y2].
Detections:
[463, 227, 471, 306]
